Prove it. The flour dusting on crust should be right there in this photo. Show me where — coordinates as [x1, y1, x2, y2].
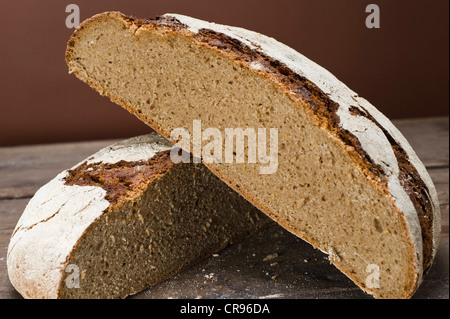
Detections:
[85, 133, 172, 165]
[7, 133, 173, 298]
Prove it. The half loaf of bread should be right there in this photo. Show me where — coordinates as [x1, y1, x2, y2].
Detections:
[65, 12, 441, 298]
[7, 133, 269, 298]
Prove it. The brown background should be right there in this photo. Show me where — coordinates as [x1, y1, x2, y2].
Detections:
[0, 0, 448, 147]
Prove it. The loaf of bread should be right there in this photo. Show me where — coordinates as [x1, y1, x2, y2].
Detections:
[65, 12, 441, 298]
[7, 133, 270, 298]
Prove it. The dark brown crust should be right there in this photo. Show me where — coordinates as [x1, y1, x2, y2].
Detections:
[64, 150, 174, 208]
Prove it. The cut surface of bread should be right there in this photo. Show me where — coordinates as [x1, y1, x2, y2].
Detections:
[66, 12, 441, 298]
[7, 133, 270, 299]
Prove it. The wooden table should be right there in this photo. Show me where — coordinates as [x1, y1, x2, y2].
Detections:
[0, 117, 448, 299]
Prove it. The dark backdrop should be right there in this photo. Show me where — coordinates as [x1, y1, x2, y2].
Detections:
[0, 0, 448, 146]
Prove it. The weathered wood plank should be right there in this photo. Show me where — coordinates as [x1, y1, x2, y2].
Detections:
[0, 198, 447, 299]
[0, 166, 447, 299]
[131, 218, 449, 300]
[0, 139, 121, 199]
[0, 118, 447, 200]
[394, 117, 449, 168]
[0, 117, 448, 299]
[428, 168, 449, 207]
[0, 198, 29, 299]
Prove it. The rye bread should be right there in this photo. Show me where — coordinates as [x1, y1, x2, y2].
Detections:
[65, 12, 441, 298]
[7, 133, 269, 298]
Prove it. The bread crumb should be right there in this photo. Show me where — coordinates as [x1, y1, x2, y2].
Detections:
[263, 253, 278, 261]
[204, 273, 218, 281]
[328, 247, 341, 263]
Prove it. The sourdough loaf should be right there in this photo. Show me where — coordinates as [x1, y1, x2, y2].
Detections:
[65, 12, 441, 298]
[7, 133, 269, 299]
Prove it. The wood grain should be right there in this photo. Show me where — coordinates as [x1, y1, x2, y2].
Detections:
[0, 117, 448, 299]
[395, 117, 449, 168]
[0, 139, 120, 200]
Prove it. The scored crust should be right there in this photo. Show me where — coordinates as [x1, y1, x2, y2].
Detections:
[7, 133, 270, 298]
[6, 134, 173, 298]
[65, 12, 441, 298]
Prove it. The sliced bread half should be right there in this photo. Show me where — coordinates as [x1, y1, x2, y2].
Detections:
[65, 12, 441, 298]
[7, 133, 269, 298]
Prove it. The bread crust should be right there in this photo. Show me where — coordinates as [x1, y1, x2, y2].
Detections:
[7, 133, 269, 298]
[6, 134, 172, 298]
[65, 12, 441, 298]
